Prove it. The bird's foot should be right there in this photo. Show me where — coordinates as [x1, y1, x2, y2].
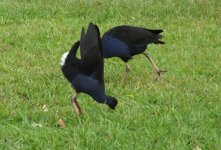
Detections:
[155, 69, 168, 80]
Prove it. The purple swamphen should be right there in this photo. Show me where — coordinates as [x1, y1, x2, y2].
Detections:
[61, 23, 118, 115]
[102, 25, 167, 83]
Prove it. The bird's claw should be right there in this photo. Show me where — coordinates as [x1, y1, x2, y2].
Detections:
[156, 69, 168, 80]
[157, 69, 168, 75]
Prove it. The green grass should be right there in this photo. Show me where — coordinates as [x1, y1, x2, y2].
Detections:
[0, 0, 221, 149]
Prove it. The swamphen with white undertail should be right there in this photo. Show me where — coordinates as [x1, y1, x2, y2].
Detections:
[102, 25, 167, 83]
[61, 23, 118, 115]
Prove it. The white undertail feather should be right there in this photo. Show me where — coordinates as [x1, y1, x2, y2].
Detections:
[60, 52, 69, 66]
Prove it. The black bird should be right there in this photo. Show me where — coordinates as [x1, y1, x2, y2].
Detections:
[102, 25, 167, 83]
[61, 23, 118, 115]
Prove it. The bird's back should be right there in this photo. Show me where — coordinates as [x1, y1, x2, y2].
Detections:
[102, 25, 164, 56]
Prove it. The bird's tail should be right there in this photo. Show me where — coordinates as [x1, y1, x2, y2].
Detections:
[154, 34, 165, 44]
[148, 29, 163, 34]
[60, 41, 80, 66]
[147, 29, 165, 45]
[154, 40, 165, 44]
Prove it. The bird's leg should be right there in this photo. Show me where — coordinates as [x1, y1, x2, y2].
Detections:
[142, 52, 167, 80]
[121, 63, 130, 84]
[71, 93, 82, 115]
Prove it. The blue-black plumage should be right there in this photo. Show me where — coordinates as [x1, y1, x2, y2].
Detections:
[61, 23, 118, 114]
[102, 25, 167, 82]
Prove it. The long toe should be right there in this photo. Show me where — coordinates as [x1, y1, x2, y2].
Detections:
[155, 69, 168, 80]
[157, 69, 167, 76]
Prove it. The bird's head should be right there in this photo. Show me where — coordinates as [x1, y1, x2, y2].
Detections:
[105, 96, 118, 109]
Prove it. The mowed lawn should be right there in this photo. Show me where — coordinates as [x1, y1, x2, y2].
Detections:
[0, 0, 221, 149]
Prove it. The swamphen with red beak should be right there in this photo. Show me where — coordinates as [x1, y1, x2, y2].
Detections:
[102, 25, 167, 83]
[61, 23, 118, 115]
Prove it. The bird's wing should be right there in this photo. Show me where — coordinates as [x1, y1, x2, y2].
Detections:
[104, 26, 162, 54]
[80, 23, 104, 86]
[106, 26, 160, 44]
[80, 27, 86, 59]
